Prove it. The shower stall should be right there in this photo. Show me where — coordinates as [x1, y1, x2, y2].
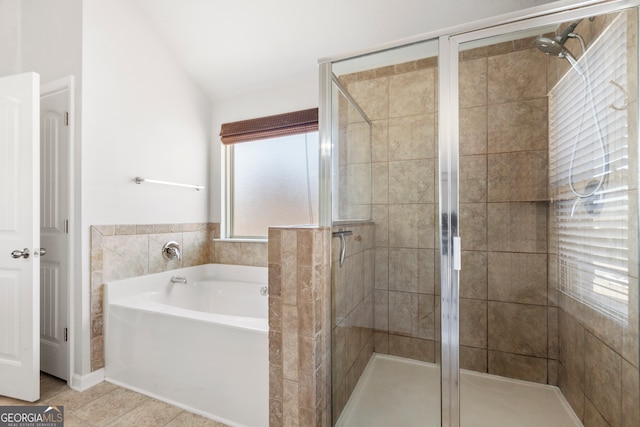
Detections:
[319, 1, 640, 426]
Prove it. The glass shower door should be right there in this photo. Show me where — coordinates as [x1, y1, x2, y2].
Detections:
[447, 4, 639, 427]
[326, 38, 442, 427]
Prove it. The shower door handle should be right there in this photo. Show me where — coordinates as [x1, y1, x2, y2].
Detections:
[332, 230, 353, 267]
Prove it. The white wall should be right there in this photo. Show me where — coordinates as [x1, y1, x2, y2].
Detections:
[0, 0, 20, 77]
[82, 0, 211, 226]
[81, 0, 212, 375]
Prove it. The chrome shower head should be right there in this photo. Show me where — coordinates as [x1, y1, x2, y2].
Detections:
[534, 35, 584, 76]
[534, 36, 567, 57]
[535, 19, 583, 57]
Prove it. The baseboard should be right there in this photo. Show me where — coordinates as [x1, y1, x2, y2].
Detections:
[69, 368, 105, 391]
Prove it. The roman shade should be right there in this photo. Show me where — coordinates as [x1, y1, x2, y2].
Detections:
[220, 108, 318, 145]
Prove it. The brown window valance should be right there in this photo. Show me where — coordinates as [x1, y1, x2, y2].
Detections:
[219, 108, 318, 145]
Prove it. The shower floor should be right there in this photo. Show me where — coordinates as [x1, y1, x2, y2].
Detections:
[336, 353, 582, 427]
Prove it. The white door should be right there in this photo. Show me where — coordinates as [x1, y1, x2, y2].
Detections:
[0, 72, 41, 402]
[40, 86, 69, 380]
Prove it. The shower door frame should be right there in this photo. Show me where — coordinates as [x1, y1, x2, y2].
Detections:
[440, 0, 639, 426]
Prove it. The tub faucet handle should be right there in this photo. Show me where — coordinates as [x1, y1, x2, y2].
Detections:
[163, 241, 181, 261]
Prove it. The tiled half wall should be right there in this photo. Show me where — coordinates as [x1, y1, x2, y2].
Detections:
[267, 226, 331, 427]
[89, 222, 268, 371]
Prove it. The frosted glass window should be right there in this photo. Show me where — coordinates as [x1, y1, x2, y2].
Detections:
[230, 132, 319, 238]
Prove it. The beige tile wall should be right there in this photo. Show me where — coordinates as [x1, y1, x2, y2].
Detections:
[340, 57, 440, 367]
[458, 34, 556, 383]
[331, 222, 375, 420]
[267, 226, 331, 427]
[89, 223, 269, 371]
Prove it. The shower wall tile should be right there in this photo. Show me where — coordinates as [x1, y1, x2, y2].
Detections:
[487, 48, 547, 104]
[328, 223, 374, 423]
[548, 307, 559, 360]
[388, 68, 435, 117]
[460, 346, 487, 372]
[488, 351, 547, 383]
[548, 359, 559, 386]
[584, 332, 622, 427]
[348, 78, 389, 121]
[460, 155, 487, 203]
[487, 150, 548, 202]
[417, 204, 436, 249]
[417, 293, 436, 340]
[487, 252, 547, 305]
[387, 334, 435, 362]
[460, 251, 488, 300]
[487, 202, 547, 253]
[459, 203, 487, 251]
[388, 291, 413, 335]
[559, 310, 586, 385]
[388, 114, 436, 160]
[460, 106, 488, 155]
[623, 278, 639, 368]
[372, 205, 389, 247]
[388, 248, 418, 293]
[374, 289, 389, 331]
[459, 57, 487, 108]
[487, 99, 548, 153]
[584, 398, 612, 427]
[371, 163, 389, 204]
[460, 298, 487, 348]
[346, 121, 372, 164]
[388, 159, 434, 204]
[372, 120, 389, 162]
[373, 331, 389, 353]
[417, 249, 436, 295]
[622, 358, 640, 427]
[388, 204, 419, 248]
[374, 247, 389, 290]
[343, 59, 442, 375]
[488, 301, 547, 358]
[486, 41, 515, 57]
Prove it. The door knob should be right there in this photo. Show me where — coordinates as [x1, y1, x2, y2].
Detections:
[11, 248, 30, 259]
[34, 248, 46, 257]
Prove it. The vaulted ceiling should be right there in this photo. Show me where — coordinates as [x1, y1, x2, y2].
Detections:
[134, 0, 556, 101]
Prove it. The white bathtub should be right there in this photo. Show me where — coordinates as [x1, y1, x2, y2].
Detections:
[104, 263, 268, 427]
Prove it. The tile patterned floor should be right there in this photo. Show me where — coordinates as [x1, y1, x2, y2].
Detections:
[0, 373, 230, 427]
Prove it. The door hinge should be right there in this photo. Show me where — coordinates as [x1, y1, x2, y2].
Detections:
[64, 327, 68, 342]
[64, 219, 69, 234]
[64, 111, 69, 126]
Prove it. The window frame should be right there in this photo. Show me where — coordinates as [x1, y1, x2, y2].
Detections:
[221, 109, 319, 239]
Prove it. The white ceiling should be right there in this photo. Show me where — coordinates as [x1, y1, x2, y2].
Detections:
[134, 0, 557, 101]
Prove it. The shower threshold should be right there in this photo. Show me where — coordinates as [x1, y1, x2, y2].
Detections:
[336, 353, 582, 427]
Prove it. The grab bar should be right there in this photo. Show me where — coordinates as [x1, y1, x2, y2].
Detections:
[332, 229, 353, 268]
